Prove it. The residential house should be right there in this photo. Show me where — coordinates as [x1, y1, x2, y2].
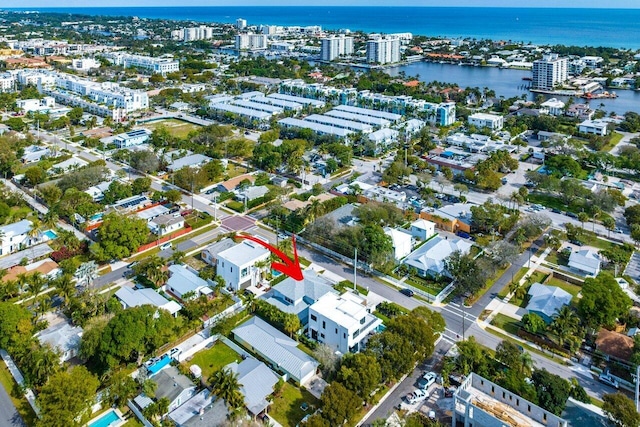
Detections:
[409, 219, 436, 241]
[540, 98, 565, 116]
[2, 258, 59, 283]
[0, 219, 34, 256]
[165, 264, 213, 301]
[112, 128, 151, 148]
[578, 119, 608, 136]
[568, 249, 601, 276]
[525, 282, 572, 324]
[215, 239, 270, 292]
[235, 185, 269, 202]
[566, 103, 594, 121]
[149, 214, 185, 236]
[21, 145, 51, 163]
[166, 154, 212, 172]
[596, 329, 634, 362]
[137, 366, 197, 414]
[167, 390, 228, 427]
[262, 270, 337, 325]
[468, 112, 504, 130]
[226, 358, 280, 416]
[233, 316, 319, 384]
[217, 174, 256, 193]
[201, 238, 236, 266]
[115, 286, 182, 317]
[112, 195, 152, 212]
[49, 156, 88, 174]
[403, 235, 473, 278]
[384, 227, 413, 260]
[84, 181, 112, 202]
[453, 373, 568, 427]
[36, 321, 83, 363]
[308, 292, 382, 354]
[136, 205, 170, 222]
[367, 128, 399, 154]
[420, 203, 472, 233]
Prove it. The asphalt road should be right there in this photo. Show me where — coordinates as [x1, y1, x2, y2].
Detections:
[0, 382, 25, 427]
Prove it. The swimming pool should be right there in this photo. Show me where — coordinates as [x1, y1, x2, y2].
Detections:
[43, 230, 57, 240]
[88, 409, 122, 427]
[90, 213, 104, 222]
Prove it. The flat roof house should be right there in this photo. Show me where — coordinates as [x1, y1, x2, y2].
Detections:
[420, 203, 472, 234]
[215, 239, 270, 292]
[0, 219, 34, 256]
[308, 292, 382, 354]
[568, 249, 601, 276]
[233, 316, 319, 385]
[403, 235, 472, 278]
[468, 112, 504, 131]
[165, 264, 213, 301]
[525, 283, 572, 324]
[115, 285, 182, 317]
[578, 119, 608, 136]
[112, 128, 151, 148]
[262, 270, 337, 325]
[226, 358, 280, 416]
[454, 373, 567, 427]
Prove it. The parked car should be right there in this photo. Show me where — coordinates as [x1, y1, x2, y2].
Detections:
[551, 208, 562, 214]
[159, 242, 173, 250]
[400, 288, 414, 297]
[169, 347, 182, 359]
[566, 212, 578, 219]
[406, 388, 428, 404]
[457, 231, 471, 239]
[598, 373, 619, 389]
[417, 372, 438, 390]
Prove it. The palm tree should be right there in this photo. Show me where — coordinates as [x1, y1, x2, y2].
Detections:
[602, 216, 616, 238]
[577, 212, 589, 230]
[210, 368, 244, 412]
[27, 217, 43, 245]
[54, 274, 76, 308]
[75, 261, 98, 290]
[518, 351, 535, 377]
[549, 306, 580, 349]
[305, 199, 324, 225]
[254, 258, 270, 281]
[43, 211, 59, 231]
[26, 272, 48, 303]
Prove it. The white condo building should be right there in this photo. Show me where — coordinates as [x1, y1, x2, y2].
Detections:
[104, 52, 179, 75]
[235, 33, 268, 50]
[366, 37, 401, 65]
[175, 26, 215, 41]
[15, 69, 148, 120]
[468, 113, 504, 131]
[236, 18, 247, 29]
[320, 35, 354, 61]
[532, 53, 568, 90]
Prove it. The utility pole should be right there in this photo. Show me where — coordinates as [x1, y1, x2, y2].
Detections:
[462, 306, 466, 340]
[636, 364, 640, 413]
[353, 248, 357, 291]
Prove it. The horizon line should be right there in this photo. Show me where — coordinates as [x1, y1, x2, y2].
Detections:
[8, 5, 640, 9]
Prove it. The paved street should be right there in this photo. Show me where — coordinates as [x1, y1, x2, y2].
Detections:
[0, 382, 25, 427]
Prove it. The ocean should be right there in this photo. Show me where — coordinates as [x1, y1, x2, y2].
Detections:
[12, 6, 640, 49]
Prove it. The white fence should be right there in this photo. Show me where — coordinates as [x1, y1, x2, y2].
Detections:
[0, 349, 40, 417]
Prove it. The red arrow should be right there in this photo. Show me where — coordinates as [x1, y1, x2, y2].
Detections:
[237, 234, 304, 281]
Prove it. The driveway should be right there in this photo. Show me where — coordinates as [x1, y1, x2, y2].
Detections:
[0, 383, 25, 427]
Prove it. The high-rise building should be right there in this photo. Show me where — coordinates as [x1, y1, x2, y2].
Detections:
[320, 35, 354, 61]
[236, 18, 247, 30]
[235, 33, 268, 50]
[532, 53, 568, 90]
[366, 37, 401, 65]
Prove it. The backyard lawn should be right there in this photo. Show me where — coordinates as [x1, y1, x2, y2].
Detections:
[269, 382, 320, 427]
[546, 276, 582, 298]
[185, 342, 239, 380]
[142, 118, 201, 139]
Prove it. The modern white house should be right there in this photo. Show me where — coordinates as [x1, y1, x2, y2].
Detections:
[307, 292, 382, 354]
[201, 238, 237, 266]
[115, 286, 182, 317]
[36, 321, 83, 364]
[112, 128, 152, 148]
[403, 235, 472, 278]
[409, 219, 436, 241]
[165, 265, 213, 301]
[0, 219, 35, 256]
[468, 113, 504, 131]
[215, 239, 270, 292]
[233, 317, 319, 385]
[578, 119, 608, 136]
[384, 227, 413, 260]
[568, 249, 601, 276]
[540, 98, 565, 116]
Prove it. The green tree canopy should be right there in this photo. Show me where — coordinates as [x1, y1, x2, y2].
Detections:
[91, 213, 149, 262]
[578, 272, 632, 330]
[320, 382, 361, 426]
[602, 392, 640, 427]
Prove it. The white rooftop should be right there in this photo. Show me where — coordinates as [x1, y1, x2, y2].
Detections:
[217, 239, 270, 266]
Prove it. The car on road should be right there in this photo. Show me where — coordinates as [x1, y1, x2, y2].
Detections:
[598, 373, 619, 389]
[551, 208, 562, 214]
[615, 227, 624, 233]
[169, 347, 182, 358]
[400, 288, 414, 297]
[566, 212, 578, 219]
[406, 389, 428, 404]
[144, 356, 160, 367]
[159, 242, 173, 250]
[417, 371, 438, 390]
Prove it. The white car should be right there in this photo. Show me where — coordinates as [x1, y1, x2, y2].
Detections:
[599, 373, 619, 389]
[406, 388, 428, 404]
[417, 372, 438, 390]
[169, 347, 182, 359]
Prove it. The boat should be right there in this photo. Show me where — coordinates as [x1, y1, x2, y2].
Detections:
[522, 77, 532, 81]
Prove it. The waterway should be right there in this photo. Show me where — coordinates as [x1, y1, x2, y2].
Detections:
[387, 62, 640, 115]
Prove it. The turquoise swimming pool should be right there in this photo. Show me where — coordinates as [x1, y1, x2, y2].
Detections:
[88, 410, 121, 427]
[43, 230, 57, 240]
[90, 213, 104, 221]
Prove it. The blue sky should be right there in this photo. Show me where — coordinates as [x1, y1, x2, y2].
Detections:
[13, 0, 640, 7]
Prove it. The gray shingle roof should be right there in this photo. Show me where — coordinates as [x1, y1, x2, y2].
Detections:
[153, 366, 195, 404]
